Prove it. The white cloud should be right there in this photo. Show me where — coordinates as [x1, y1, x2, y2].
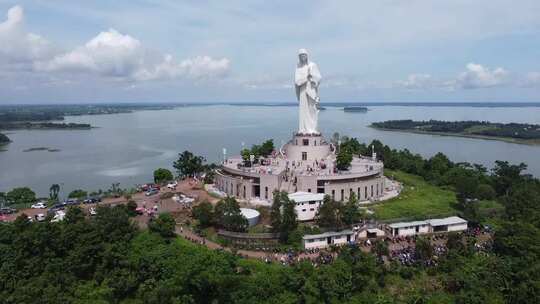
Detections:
[455, 63, 508, 89]
[0, 6, 230, 83]
[36, 29, 230, 81]
[396, 74, 433, 90]
[0, 6, 55, 63]
[134, 54, 230, 81]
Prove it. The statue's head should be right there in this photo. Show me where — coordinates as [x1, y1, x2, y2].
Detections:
[298, 48, 308, 65]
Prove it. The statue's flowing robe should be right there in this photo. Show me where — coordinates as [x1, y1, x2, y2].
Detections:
[295, 61, 322, 134]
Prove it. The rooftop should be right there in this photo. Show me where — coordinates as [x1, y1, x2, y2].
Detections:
[388, 220, 428, 229]
[288, 191, 325, 202]
[221, 153, 383, 179]
[427, 216, 467, 226]
[388, 216, 468, 229]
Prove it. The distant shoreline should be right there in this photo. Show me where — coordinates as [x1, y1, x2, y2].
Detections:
[370, 126, 540, 146]
[2, 102, 540, 109]
[0, 122, 93, 130]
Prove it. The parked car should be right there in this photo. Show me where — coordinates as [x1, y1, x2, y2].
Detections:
[145, 188, 159, 196]
[31, 202, 47, 209]
[135, 207, 145, 215]
[83, 196, 102, 204]
[48, 204, 65, 215]
[89, 207, 97, 216]
[0, 207, 17, 215]
[167, 181, 178, 189]
[140, 184, 161, 192]
[65, 198, 80, 206]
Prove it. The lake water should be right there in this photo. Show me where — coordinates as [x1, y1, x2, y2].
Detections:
[1, 105, 540, 197]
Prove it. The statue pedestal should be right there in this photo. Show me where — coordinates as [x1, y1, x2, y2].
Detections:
[285, 133, 331, 162]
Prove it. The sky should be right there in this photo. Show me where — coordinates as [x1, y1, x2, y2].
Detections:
[1, 0, 540, 104]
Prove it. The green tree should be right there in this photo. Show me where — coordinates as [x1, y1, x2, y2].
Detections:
[373, 240, 389, 258]
[192, 200, 214, 228]
[415, 237, 433, 262]
[65, 206, 86, 224]
[214, 197, 248, 232]
[475, 183, 496, 200]
[259, 139, 275, 157]
[173, 150, 205, 178]
[6, 187, 36, 206]
[49, 184, 60, 201]
[336, 148, 353, 171]
[68, 189, 88, 199]
[279, 192, 298, 243]
[148, 213, 176, 238]
[270, 190, 282, 233]
[126, 200, 138, 217]
[316, 195, 343, 229]
[241, 148, 252, 166]
[153, 168, 174, 184]
[341, 192, 361, 225]
[492, 160, 528, 196]
[0, 192, 6, 207]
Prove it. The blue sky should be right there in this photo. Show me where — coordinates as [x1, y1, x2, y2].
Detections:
[1, 0, 540, 104]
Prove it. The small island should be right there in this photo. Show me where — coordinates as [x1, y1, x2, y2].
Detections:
[344, 106, 368, 113]
[371, 119, 540, 145]
[0, 122, 92, 130]
[22, 147, 61, 152]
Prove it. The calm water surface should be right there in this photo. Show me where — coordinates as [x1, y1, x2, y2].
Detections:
[1, 105, 540, 196]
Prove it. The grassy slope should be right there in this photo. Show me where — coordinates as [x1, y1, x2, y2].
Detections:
[373, 170, 458, 221]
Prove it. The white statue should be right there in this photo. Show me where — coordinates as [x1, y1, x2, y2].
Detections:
[295, 48, 322, 135]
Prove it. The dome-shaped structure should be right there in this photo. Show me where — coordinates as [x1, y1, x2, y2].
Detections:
[240, 208, 260, 226]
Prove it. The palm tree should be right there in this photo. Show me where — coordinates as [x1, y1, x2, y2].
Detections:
[49, 184, 60, 202]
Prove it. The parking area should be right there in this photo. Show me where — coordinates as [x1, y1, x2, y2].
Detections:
[1, 178, 217, 226]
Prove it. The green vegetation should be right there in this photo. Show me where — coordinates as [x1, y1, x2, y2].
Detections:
[270, 191, 298, 243]
[5, 187, 36, 207]
[315, 193, 362, 229]
[241, 139, 274, 165]
[68, 189, 87, 199]
[49, 184, 60, 202]
[0, 103, 176, 122]
[336, 146, 353, 170]
[0, 201, 526, 303]
[153, 168, 174, 184]
[192, 200, 214, 228]
[373, 170, 457, 220]
[214, 197, 248, 232]
[148, 213, 176, 238]
[173, 150, 206, 178]
[343, 106, 368, 112]
[371, 119, 540, 144]
[192, 197, 248, 232]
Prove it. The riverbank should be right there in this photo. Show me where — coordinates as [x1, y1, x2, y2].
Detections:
[370, 126, 540, 146]
[0, 122, 93, 130]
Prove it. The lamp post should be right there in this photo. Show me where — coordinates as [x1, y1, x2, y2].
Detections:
[222, 148, 227, 164]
